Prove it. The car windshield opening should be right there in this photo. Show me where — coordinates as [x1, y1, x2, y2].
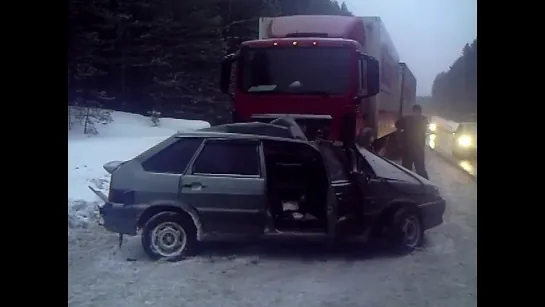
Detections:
[240, 47, 352, 95]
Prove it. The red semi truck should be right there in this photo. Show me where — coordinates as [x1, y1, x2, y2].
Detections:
[220, 15, 415, 152]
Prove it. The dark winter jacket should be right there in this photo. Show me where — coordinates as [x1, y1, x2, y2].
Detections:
[395, 114, 429, 154]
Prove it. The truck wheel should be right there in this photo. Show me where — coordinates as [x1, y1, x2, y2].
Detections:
[387, 207, 423, 254]
[141, 211, 198, 262]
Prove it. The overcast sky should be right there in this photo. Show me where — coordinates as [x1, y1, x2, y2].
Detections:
[345, 0, 477, 96]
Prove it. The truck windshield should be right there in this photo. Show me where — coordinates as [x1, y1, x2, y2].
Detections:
[240, 47, 352, 95]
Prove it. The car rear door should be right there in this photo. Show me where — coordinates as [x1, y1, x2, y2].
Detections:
[180, 138, 267, 235]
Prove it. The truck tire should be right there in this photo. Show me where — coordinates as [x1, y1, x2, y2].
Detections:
[141, 211, 198, 262]
[387, 207, 423, 254]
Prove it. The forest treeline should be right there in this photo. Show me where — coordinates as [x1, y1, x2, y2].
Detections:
[431, 38, 477, 121]
[68, 0, 352, 124]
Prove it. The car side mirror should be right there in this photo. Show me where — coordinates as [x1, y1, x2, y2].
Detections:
[220, 53, 236, 94]
[358, 53, 380, 99]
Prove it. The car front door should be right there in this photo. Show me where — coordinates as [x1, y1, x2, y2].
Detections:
[180, 138, 267, 235]
[354, 146, 398, 217]
[315, 142, 342, 239]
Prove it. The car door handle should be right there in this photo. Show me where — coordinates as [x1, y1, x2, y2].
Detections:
[182, 182, 206, 189]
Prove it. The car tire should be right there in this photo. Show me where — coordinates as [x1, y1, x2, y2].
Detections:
[387, 207, 424, 255]
[141, 211, 198, 262]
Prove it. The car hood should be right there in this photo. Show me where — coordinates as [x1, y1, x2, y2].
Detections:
[362, 151, 440, 197]
[357, 146, 431, 185]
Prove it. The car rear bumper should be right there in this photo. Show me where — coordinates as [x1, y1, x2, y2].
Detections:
[419, 199, 446, 230]
[99, 202, 144, 235]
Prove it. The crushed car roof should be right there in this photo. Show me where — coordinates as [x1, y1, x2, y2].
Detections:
[176, 116, 309, 142]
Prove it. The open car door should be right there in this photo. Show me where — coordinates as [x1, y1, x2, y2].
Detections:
[316, 141, 342, 240]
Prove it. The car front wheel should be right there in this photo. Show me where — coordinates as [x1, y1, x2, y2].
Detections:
[141, 212, 197, 262]
[388, 207, 424, 254]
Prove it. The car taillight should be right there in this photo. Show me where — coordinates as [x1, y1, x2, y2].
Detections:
[108, 189, 134, 205]
[108, 188, 119, 202]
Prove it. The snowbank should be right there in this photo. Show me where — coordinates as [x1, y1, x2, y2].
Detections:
[68, 110, 210, 230]
[68, 109, 209, 140]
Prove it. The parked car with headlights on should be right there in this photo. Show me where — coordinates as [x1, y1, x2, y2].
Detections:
[452, 122, 477, 159]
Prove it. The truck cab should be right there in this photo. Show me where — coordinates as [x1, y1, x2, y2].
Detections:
[220, 15, 380, 146]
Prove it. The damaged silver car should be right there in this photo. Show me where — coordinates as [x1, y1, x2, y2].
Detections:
[95, 117, 446, 262]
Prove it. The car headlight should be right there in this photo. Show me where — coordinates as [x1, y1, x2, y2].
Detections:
[457, 135, 472, 147]
[459, 160, 474, 173]
[428, 123, 437, 132]
[428, 133, 436, 149]
[425, 184, 441, 199]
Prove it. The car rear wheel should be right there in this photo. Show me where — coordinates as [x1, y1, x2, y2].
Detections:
[388, 207, 423, 254]
[141, 212, 197, 262]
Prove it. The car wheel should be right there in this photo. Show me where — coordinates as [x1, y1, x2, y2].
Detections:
[141, 211, 197, 262]
[388, 207, 423, 254]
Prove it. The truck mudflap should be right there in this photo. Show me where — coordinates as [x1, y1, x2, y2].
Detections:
[372, 131, 403, 160]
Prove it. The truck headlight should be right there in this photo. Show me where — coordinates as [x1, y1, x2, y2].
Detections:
[457, 135, 472, 147]
[428, 123, 437, 132]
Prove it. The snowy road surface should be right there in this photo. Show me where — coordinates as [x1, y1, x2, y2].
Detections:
[68, 149, 477, 307]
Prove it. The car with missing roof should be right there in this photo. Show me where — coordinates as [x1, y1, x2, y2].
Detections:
[95, 117, 446, 262]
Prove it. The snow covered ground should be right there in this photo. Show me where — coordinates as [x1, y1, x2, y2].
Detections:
[68, 111, 477, 307]
[68, 110, 210, 230]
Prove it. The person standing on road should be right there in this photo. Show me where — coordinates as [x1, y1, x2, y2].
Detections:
[395, 104, 429, 179]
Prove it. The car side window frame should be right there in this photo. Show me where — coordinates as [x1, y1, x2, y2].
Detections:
[351, 146, 377, 178]
[318, 143, 351, 183]
[189, 138, 263, 178]
[141, 137, 205, 175]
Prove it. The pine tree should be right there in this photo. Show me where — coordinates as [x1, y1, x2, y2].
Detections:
[68, 0, 114, 133]
[142, 0, 225, 111]
[340, 2, 352, 16]
[67, 0, 357, 124]
[431, 38, 477, 119]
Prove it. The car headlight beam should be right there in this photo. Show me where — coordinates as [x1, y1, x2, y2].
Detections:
[457, 135, 472, 147]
